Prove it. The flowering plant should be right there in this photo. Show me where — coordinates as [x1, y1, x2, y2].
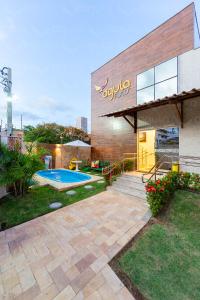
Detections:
[178, 172, 200, 190]
[146, 171, 200, 216]
[146, 172, 179, 216]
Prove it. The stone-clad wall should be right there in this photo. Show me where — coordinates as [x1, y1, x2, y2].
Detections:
[54, 145, 91, 169]
[37, 143, 91, 169]
[91, 4, 194, 162]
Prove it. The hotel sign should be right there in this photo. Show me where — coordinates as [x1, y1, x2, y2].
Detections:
[95, 78, 131, 101]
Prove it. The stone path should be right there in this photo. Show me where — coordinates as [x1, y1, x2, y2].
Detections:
[0, 190, 150, 299]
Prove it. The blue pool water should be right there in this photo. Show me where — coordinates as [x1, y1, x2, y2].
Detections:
[37, 169, 91, 183]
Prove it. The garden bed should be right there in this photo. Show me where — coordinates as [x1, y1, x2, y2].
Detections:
[110, 190, 200, 300]
[0, 180, 107, 230]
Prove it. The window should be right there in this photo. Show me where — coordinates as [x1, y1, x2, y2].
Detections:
[155, 77, 177, 99]
[137, 86, 154, 105]
[137, 68, 154, 90]
[137, 57, 178, 105]
[155, 57, 177, 83]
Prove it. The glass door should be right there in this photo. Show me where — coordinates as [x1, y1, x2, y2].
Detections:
[137, 130, 156, 171]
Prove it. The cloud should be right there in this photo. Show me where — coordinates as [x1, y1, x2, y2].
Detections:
[0, 93, 75, 128]
[14, 110, 42, 121]
[0, 30, 7, 41]
[0, 16, 16, 41]
[36, 95, 73, 112]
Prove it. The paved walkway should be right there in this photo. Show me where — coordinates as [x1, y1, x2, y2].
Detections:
[0, 190, 150, 300]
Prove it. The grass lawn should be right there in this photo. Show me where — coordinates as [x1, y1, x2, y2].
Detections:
[82, 169, 104, 176]
[0, 180, 107, 230]
[117, 190, 200, 300]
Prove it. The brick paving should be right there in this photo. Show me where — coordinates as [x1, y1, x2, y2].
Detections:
[0, 190, 150, 299]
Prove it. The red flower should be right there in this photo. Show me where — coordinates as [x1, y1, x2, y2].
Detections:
[148, 187, 156, 192]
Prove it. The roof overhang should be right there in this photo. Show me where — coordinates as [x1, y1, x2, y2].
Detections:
[100, 88, 200, 118]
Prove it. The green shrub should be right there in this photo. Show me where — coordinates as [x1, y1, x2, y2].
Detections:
[178, 172, 191, 189]
[174, 172, 200, 191]
[102, 161, 122, 185]
[123, 158, 136, 171]
[146, 175, 174, 216]
[146, 171, 200, 216]
[146, 172, 179, 216]
[103, 173, 111, 185]
[0, 144, 45, 197]
[99, 161, 110, 168]
[189, 173, 200, 190]
[79, 159, 90, 170]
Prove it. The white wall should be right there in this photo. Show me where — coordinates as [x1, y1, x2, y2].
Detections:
[178, 48, 200, 173]
[178, 47, 200, 92]
[138, 105, 180, 130]
[179, 98, 200, 173]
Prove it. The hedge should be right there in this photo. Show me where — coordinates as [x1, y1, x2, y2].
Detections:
[146, 172, 200, 216]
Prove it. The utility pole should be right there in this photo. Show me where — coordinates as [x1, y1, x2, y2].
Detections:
[0, 67, 12, 135]
[21, 114, 23, 130]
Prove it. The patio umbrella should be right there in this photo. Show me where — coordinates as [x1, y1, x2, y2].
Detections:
[64, 140, 91, 158]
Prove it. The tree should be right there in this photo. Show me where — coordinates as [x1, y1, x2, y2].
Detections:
[24, 123, 89, 144]
[0, 144, 45, 196]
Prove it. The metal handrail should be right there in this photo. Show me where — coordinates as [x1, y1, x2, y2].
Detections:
[123, 151, 155, 166]
[102, 151, 156, 184]
[102, 161, 123, 184]
[103, 151, 155, 176]
[137, 151, 156, 172]
[142, 159, 200, 184]
[103, 152, 200, 186]
[142, 154, 179, 183]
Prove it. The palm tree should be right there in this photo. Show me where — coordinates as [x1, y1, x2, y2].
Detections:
[0, 144, 44, 196]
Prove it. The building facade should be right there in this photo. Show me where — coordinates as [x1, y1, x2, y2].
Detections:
[76, 116, 88, 133]
[91, 3, 200, 172]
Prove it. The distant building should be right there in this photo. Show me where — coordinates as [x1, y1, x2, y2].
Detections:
[156, 127, 179, 148]
[0, 128, 24, 149]
[76, 116, 88, 133]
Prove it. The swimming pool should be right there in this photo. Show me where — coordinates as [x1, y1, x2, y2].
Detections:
[37, 169, 91, 183]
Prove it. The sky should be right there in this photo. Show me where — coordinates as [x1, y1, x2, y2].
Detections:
[0, 0, 200, 132]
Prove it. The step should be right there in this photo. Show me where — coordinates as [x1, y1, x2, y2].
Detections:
[118, 176, 143, 183]
[112, 180, 146, 192]
[108, 185, 146, 200]
[115, 175, 146, 185]
[119, 175, 144, 184]
[107, 187, 149, 207]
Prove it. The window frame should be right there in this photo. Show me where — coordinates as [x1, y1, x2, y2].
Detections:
[136, 56, 178, 105]
[154, 76, 178, 100]
[137, 85, 155, 106]
[136, 67, 154, 91]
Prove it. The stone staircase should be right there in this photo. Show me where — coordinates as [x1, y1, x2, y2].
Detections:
[107, 173, 147, 200]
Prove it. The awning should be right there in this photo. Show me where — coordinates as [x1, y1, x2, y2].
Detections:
[100, 88, 200, 132]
